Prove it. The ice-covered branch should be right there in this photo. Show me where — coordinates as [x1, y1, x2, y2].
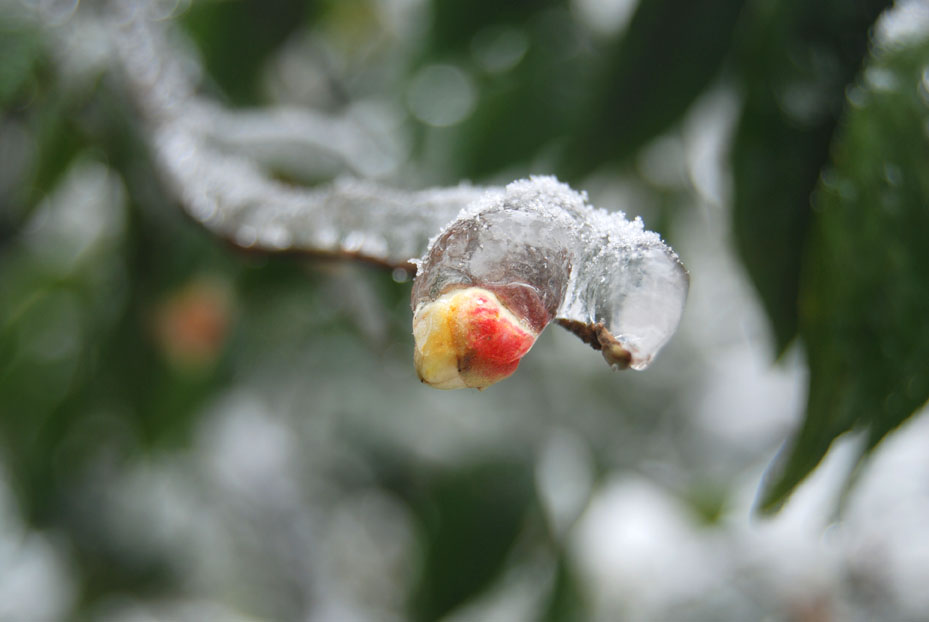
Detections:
[108, 2, 688, 389]
[411, 177, 688, 388]
[109, 5, 482, 268]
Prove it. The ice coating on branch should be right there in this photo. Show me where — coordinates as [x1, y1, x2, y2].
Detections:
[413, 177, 689, 371]
[108, 7, 688, 380]
[108, 7, 485, 269]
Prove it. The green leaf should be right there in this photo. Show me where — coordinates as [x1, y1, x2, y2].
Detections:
[430, 0, 746, 180]
[181, 0, 316, 105]
[425, 0, 562, 55]
[731, 0, 891, 354]
[565, 0, 746, 176]
[0, 19, 43, 105]
[25, 104, 86, 206]
[422, 0, 591, 179]
[758, 37, 929, 512]
[540, 555, 588, 622]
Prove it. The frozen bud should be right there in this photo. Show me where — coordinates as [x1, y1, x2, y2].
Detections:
[413, 287, 538, 390]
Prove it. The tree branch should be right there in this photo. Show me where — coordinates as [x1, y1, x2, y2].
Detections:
[107, 1, 688, 387]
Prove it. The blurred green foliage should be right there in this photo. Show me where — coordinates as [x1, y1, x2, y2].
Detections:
[759, 36, 929, 512]
[182, 0, 320, 105]
[568, 0, 746, 174]
[731, 0, 891, 355]
[2, 0, 929, 618]
[407, 460, 534, 621]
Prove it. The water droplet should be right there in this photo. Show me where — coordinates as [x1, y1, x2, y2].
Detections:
[920, 66, 929, 106]
[189, 194, 217, 223]
[392, 268, 410, 283]
[572, 0, 638, 37]
[259, 223, 292, 250]
[471, 25, 529, 74]
[778, 81, 828, 125]
[343, 231, 365, 252]
[235, 225, 257, 248]
[406, 64, 476, 127]
[865, 66, 898, 92]
[884, 163, 903, 187]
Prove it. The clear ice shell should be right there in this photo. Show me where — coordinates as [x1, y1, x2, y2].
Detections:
[413, 177, 689, 369]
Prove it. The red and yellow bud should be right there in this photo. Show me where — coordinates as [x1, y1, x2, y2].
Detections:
[413, 287, 538, 390]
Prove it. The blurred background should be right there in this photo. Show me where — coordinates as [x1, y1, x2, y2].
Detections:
[2, 0, 929, 620]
